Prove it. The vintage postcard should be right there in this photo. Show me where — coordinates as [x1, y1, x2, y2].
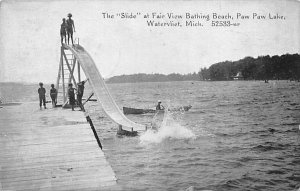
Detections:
[0, 0, 299, 190]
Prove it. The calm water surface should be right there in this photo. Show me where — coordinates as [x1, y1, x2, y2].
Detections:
[1, 81, 300, 191]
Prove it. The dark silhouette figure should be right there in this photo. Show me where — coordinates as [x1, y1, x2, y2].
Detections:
[50, 84, 57, 108]
[68, 83, 76, 111]
[66, 13, 75, 45]
[60, 18, 67, 44]
[156, 100, 165, 110]
[77, 79, 88, 112]
[38, 82, 46, 109]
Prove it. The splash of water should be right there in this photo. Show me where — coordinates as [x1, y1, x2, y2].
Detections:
[140, 109, 196, 144]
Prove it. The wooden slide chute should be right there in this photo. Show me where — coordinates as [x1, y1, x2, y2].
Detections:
[62, 44, 146, 131]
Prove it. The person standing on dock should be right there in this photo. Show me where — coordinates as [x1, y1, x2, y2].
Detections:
[77, 79, 88, 112]
[68, 83, 76, 111]
[66, 13, 75, 45]
[50, 84, 57, 108]
[60, 18, 67, 45]
[38, 82, 46, 109]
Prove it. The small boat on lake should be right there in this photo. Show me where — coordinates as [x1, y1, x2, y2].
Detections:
[123, 107, 156, 115]
[123, 105, 192, 115]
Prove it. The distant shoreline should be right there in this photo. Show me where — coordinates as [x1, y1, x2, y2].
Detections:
[106, 73, 200, 84]
[199, 53, 300, 81]
[1, 79, 299, 85]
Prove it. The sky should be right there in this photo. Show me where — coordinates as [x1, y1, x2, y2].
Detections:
[0, 0, 299, 83]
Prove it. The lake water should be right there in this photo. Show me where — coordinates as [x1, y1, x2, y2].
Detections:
[1, 81, 300, 191]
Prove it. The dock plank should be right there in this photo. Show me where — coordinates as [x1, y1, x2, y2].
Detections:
[0, 103, 117, 190]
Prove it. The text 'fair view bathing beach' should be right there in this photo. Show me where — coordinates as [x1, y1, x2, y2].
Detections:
[0, 0, 300, 191]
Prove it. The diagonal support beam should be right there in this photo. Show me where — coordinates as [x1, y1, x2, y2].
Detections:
[68, 58, 77, 85]
[62, 50, 77, 86]
[83, 92, 94, 106]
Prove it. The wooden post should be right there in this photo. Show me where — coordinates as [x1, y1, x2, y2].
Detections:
[78, 60, 81, 83]
[86, 115, 102, 149]
[56, 47, 63, 95]
[61, 48, 66, 103]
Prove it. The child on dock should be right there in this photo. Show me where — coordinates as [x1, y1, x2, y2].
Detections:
[60, 18, 67, 44]
[66, 13, 75, 45]
[77, 79, 88, 112]
[38, 82, 46, 109]
[50, 84, 57, 108]
[68, 83, 76, 111]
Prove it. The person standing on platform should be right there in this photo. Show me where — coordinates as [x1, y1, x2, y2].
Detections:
[60, 18, 67, 45]
[50, 84, 57, 108]
[77, 79, 88, 112]
[38, 82, 46, 109]
[68, 83, 76, 111]
[66, 13, 75, 45]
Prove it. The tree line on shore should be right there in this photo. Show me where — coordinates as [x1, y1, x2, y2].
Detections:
[106, 73, 199, 83]
[106, 53, 299, 83]
[199, 53, 300, 81]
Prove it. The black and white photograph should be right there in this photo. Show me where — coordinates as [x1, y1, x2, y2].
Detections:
[0, 0, 299, 190]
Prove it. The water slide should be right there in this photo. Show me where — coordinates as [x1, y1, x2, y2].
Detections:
[63, 44, 146, 131]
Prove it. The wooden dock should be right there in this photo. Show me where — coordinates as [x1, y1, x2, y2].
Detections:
[0, 102, 117, 190]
